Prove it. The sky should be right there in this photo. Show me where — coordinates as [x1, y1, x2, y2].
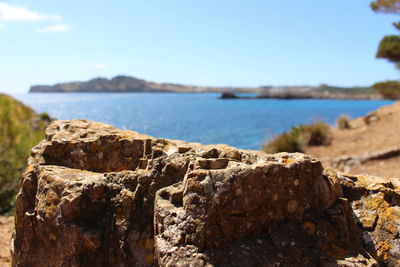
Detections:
[0, 0, 399, 93]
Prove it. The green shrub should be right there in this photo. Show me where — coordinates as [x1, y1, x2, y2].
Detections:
[372, 80, 400, 99]
[263, 121, 332, 153]
[0, 94, 49, 214]
[263, 131, 302, 154]
[336, 115, 351, 130]
[39, 112, 51, 122]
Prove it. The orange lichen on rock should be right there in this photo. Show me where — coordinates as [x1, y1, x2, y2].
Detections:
[283, 157, 297, 165]
[377, 241, 391, 261]
[302, 221, 316, 235]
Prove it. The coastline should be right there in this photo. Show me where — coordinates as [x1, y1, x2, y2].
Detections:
[219, 92, 382, 100]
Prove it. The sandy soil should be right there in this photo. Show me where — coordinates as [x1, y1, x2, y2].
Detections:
[0, 216, 13, 266]
[306, 101, 400, 178]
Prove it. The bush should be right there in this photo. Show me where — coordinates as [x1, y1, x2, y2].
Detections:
[263, 131, 303, 154]
[39, 112, 52, 122]
[372, 80, 400, 99]
[263, 121, 332, 153]
[0, 95, 48, 214]
[337, 115, 351, 130]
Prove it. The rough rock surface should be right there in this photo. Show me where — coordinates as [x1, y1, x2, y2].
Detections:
[11, 120, 400, 266]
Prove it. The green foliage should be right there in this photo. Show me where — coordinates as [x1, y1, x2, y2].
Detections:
[376, 35, 400, 63]
[371, 0, 400, 70]
[263, 131, 303, 154]
[263, 122, 332, 154]
[0, 94, 48, 214]
[39, 112, 51, 122]
[337, 115, 351, 130]
[393, 22, 400, 30]
[371, 0, 400, 14]
[372, 80, 400, 99]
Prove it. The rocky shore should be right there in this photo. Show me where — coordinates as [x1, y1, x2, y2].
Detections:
[9, 119, 400, 266]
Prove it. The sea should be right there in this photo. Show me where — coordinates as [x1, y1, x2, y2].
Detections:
[12, 93, 394, 150]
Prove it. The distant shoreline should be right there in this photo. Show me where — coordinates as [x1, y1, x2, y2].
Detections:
[28, 90, 382, 100]
[219, 92, 382, 100]
[29, 75, 380, 99]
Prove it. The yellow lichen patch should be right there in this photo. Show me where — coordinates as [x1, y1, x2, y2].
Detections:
[302, 221, 316, 235]
[25, 164, 36, 173]
[283, 158, 296, 165]
[377, 241, 391, 262]
[323, 244, 347, 259]
[41, 190, 60, 217]
[377, 207, 400, 236]
[370, 195, 388, 211]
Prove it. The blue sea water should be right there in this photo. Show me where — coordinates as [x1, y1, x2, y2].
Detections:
[12, 93, 394, 150]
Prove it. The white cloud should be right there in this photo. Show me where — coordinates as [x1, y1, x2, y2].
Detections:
[91, 63, 108, 69]
[0, 2, 60, 22]
[37, 24, 70, 33]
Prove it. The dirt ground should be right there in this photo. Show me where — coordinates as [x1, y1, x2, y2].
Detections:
[306, 101, 400, 179]
[0, 216, 13, 266]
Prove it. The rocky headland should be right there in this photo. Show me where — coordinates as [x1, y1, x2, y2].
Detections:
[9, 119, 400, 266]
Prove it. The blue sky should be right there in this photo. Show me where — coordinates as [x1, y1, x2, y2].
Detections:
[0, 0, 399, 93]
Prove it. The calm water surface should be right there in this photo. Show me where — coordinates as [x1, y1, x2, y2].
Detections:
[12, 93, 394, 150]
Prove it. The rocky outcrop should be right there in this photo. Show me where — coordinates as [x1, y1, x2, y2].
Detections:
[11, 120, 400, 266]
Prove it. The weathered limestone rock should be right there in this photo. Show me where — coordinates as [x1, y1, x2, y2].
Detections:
[331, 171, 400, 267]
[11, 120, 400, 266]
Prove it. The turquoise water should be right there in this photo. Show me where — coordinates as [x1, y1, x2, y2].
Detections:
[12, 93, 393, 150]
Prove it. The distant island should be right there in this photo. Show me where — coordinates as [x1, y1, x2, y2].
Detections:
[29, 75, 257, 93]
[30, 75, 381, 99]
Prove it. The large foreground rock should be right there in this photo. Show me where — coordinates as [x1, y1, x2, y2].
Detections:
[11, 120, 400, 266]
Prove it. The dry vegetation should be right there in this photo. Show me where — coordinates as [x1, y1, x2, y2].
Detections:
[306, 101, 400, 178]
[336, 115, 351, 130]
[263, 101, 400, 179]
[263, 121, 332, 154]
